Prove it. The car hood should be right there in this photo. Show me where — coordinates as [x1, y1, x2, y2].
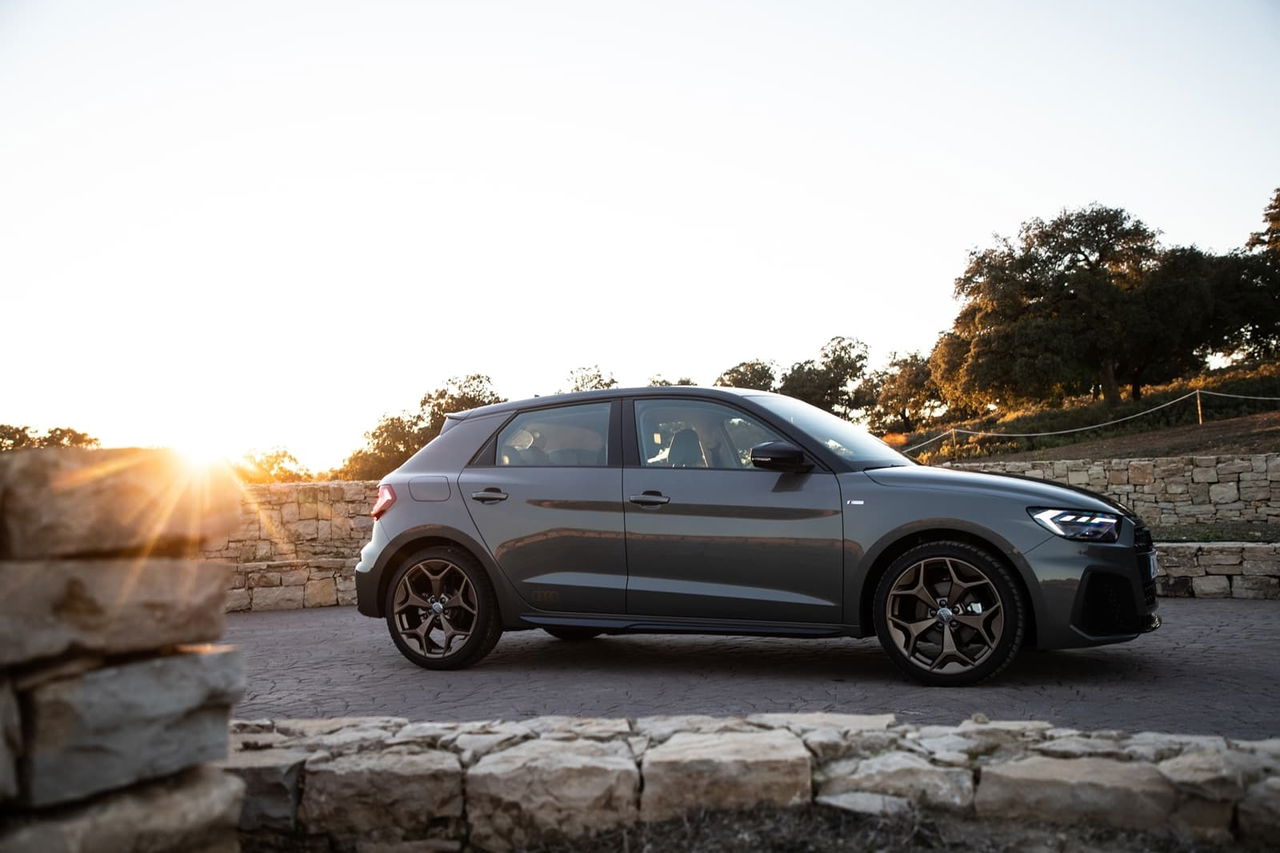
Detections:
[862, 465, 1134, 517]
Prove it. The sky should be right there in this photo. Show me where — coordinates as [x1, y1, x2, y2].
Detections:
[1, 0, 1277, 471]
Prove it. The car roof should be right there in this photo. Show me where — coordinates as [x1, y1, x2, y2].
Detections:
[447, 385, 777, 421]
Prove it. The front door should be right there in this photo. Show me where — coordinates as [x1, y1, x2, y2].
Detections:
[460, 400, 626, 614]
[623, 398, 843, 623]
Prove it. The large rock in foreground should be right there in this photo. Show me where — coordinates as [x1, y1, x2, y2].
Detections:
[641, 729, 811, 821]
[0, 559, 231, 668]
[976, 756, 1177, 832]
[23, 646, 243, 807]
[299, 750, 462, 838]
[467, 738, 638, 853]
[0, 765, 243, 853]
[0, 447, 240, 560]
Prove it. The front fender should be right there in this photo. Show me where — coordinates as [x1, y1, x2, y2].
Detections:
[845, 517, 1050, 640]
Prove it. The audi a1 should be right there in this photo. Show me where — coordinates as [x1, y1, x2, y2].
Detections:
[355, 386, 1159, 686]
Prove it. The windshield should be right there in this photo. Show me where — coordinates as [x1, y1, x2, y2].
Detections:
[749, 395, 913, 469]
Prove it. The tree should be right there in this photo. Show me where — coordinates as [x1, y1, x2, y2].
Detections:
[943, 205, 1196, 406]
[234, 449, 312, 483]
[1246, 187, 1280, 257]
[776, 337, 871, 416]
[329, 375, 505, 480]
[562, 366, 617, 393]
[714, 360, 776, 391]
[857, 352, 944, 434]
[1220, 188, 1280, 361]
[648, 375, 697, 386]
[0, 425, 100, 452]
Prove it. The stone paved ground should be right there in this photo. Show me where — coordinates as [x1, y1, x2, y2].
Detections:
[225, 598, 1280, 738]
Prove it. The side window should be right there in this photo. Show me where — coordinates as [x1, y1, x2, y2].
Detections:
[497, 402, 611, 467]
[635, 400, 785, 469]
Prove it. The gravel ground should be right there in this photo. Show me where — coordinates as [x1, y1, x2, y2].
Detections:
[523, 807, 1226, 853]
[225, 598, 1280, 738]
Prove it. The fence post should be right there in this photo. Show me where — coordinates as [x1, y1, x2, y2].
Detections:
[1196, 389, 1203, 425]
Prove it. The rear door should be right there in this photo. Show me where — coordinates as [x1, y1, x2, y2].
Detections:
[459, 400, 627, 614]
[622, 397, 844, 623]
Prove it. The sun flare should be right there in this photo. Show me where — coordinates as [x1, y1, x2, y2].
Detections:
[172, 437, 238, 469]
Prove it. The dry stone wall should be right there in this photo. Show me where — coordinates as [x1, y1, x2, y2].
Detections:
[222, 712, 1280, 851]
[210, 455, 1280, 612]
[951, 453, 1280, 526]
[0, 448, 245, 853]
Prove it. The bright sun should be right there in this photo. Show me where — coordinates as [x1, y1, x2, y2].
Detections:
[172, 437, 239, 468]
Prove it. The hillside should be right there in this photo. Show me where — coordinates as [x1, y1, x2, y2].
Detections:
[979, 410, 1280, 462]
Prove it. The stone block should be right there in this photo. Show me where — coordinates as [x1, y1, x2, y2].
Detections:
[252, 585, 304, 610]
[217, 747, 309, 831]
[0, 765, 243, 853]
[304, 578, 338, 607]
[522, 716, 631, 740]
[0, 448, 240, 559]
[467, 738, 638, 852]
[1191, 467, 1218, 483]
[1242, 559, 1280, 576]
[633, 714, 762, 743]
[1128, 461, 1154, 485]
[300, 750, 462, 836]
[817, 791, 912, 817]
[818, 750, 973, 811]
[1208, 482, 1239, 504]
[1107, 470, 1128, 485]
[1158, 749, 1269, 801]
[1191, 576, 1230, 598]
[0, 559, 231, 668]
[279, 569, 309, 586]
[22, 645, 243, 807]
[225, 588, 251, 613]
[1239, 777, 1280, 840]
[1156, 577, 1193, 598]
[975, 757, 1176, 832]
[0, 681, 17, 801]
[641, 730, 810, 821]
[1233, 576, 1280, 599]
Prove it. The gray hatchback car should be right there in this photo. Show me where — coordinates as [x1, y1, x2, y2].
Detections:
[355, 386, 1159, 686]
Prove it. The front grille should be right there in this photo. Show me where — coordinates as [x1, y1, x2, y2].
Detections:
[1134, 524, 1157, 606]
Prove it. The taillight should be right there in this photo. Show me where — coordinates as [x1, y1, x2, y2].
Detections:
[371, 484, 396, 519]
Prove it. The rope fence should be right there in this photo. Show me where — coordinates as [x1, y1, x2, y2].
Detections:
[902, 389, 1280, 455]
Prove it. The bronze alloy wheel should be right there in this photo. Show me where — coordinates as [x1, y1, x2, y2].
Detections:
[874, 541, 1025, 686]
[392, 558, 478, 658]
[384, 546, 502, 670]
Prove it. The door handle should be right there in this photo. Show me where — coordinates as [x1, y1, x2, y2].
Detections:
[628, 490, 670, 507]
[470, 488, 509, 503]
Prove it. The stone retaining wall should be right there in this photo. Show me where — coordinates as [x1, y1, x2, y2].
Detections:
[1157, 542, 1280, 599]
[209, 457, 1280, 612]
[222, 713, 1280, 851]
[951, 453, 1280, 526]
[0, 448, 246, 852]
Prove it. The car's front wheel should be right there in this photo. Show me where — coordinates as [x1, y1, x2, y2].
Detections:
[873, 541, 1025, 686]
[384, 546, 502, 670]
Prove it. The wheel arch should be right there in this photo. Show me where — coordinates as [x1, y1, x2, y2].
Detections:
[369, 524, 521, 624]
[855, 525, 1039, 647]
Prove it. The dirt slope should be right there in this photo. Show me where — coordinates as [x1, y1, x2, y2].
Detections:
[982, 411, 1280, 462]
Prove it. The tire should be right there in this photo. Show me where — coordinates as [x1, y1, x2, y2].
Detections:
[542, 627, 602, 642]
[384, 545, 502, 670]
[873, 540, 1025, 687]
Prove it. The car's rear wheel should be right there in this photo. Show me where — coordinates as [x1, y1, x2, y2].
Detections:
[873, 541, 1025, 686]
[384, 546, 502, 670]
[542, 627, 602, 642]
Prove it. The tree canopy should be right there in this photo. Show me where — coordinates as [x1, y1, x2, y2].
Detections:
[0, 425, 99, 452]
[328, 374, 505, 480]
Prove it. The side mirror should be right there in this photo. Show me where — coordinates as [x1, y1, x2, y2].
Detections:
[750, 441, 813, 474]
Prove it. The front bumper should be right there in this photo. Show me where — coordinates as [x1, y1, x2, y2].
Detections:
[1024, 521, 1159, 649]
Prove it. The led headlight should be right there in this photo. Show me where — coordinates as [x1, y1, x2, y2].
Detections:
[1030, 508, 1120, 542]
